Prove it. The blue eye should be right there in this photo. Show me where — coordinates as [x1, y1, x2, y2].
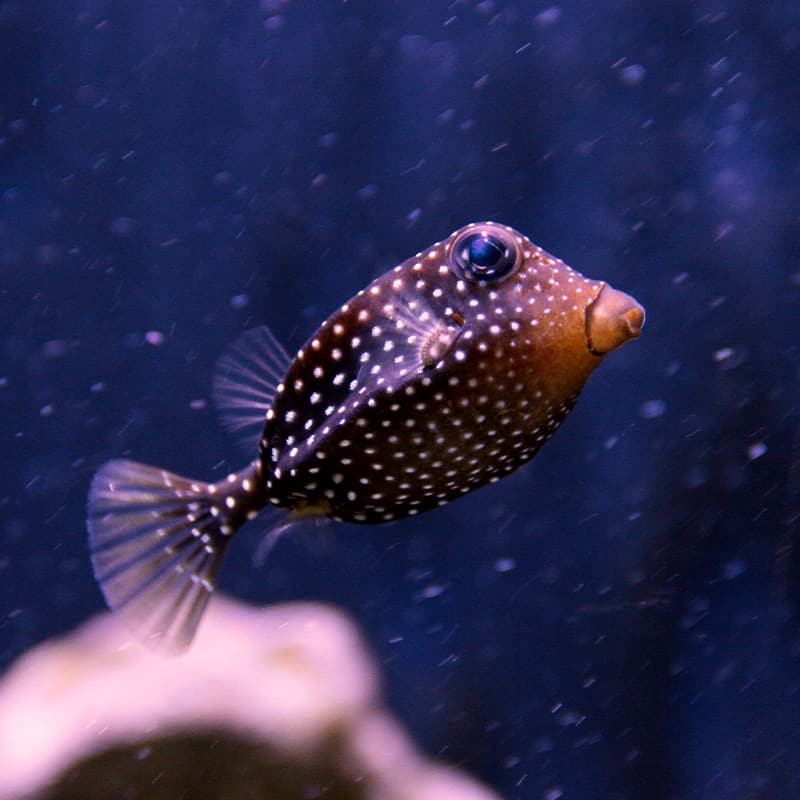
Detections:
[468, 237, 504, 268]
[451, 231, 518, 282]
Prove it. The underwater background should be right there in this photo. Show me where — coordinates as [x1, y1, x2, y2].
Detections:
[1, 1, 799, 798]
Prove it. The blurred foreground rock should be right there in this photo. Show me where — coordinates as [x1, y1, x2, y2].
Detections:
[0, 598, 501, 800]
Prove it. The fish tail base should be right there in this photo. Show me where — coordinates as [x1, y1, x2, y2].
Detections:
[87, 459, 264, 655]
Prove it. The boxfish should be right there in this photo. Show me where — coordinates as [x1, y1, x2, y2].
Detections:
[88, 222, 645, 653]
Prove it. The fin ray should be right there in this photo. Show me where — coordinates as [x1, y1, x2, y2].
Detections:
[213, 325, 292, 453]
[88, 459, 250, 655]
[252, 513, 333, 567]
[355, 296, 464, 387]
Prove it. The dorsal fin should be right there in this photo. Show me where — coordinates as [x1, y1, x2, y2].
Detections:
[212, 325, 292, 452]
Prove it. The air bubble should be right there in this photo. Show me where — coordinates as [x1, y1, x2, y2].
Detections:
[746, 442, 767, 460]
[145, 331, 165, 346]
[639, 399, 666, 419]
[620, 64, 646, 86]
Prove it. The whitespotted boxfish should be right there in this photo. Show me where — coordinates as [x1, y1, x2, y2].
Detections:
[88, 222, 645, 653]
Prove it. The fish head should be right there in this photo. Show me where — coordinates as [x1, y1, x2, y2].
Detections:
[411, 221, 645, 403]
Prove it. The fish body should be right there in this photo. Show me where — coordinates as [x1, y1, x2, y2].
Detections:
[88, 222, 644, 653]
[264, 223, 610, 523]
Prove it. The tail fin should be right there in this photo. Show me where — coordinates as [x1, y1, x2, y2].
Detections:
[87, 459, 263, 655]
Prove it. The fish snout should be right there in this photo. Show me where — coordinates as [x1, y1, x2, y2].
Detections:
[585, 284, 645, 355]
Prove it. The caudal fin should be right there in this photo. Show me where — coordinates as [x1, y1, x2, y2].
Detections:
[88, 459, 255, 655]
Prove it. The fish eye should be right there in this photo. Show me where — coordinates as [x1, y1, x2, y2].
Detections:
[450, 230, 519, 283]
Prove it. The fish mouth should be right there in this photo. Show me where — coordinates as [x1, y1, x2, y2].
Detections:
[585, 284, 645, 355]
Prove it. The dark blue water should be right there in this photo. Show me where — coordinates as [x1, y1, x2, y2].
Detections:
[2, 2, 799, 798]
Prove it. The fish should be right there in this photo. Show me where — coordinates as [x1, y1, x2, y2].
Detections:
[88, 221, 645, 654]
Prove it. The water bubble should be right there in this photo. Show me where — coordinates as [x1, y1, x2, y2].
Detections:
[145, 330, 165, 346]
[42, 340, 68, 359]
[535, 7, 561, 27]
[639, 399, 667, 419]
[722, 559, 747, 579]
[318, 132, 337, 148]
[111, 217, 138, 237]
[8, 118, 27, 136]
[556, 708, 585, 727]
[746, 442, 767, 460]
[620, 64, 646, 86]
[213, 170, 233, 186]
[357, 184, 378, 200]
[261, 0, 290, 11]
[713, 347, 734, 362]
[684, 465, 709, 489]
[263, 15, 285, 33]
[134, 746, 152, 761]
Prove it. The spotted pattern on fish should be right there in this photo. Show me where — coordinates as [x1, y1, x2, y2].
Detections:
[87, 221, 645, 653]
[262, 224, 599, 522]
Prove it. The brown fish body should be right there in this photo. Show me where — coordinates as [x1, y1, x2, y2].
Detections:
[87, 221, 644, 653]
[261, 222, 632, 523]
